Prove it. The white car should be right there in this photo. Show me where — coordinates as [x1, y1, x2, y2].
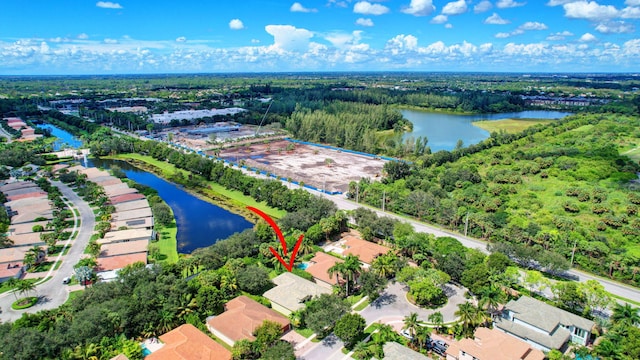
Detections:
[400, 329, 413, 339]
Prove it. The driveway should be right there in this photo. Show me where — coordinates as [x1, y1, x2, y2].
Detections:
[360, 281, 465, 326]
[0, 180, 95, 322]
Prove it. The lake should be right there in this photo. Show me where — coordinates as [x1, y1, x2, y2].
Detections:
[36, 123, 84, 150]
[90, 158, 253, 254]
[41, 123, 253, 254]
[401, 110, 572, 152]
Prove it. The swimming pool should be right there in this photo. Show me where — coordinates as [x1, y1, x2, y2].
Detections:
[297, 262, 309, 270]
[141, 344, 151, 357]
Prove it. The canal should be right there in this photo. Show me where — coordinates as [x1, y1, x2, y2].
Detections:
[42, 123, 253, 254]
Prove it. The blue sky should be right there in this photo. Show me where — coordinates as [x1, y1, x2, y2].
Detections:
[1, 0, 640, 74]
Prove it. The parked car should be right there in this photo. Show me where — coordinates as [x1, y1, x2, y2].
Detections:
[400, 329, 413, 339]
[428, 339, 448, 355]
[62, 277, 71, 284]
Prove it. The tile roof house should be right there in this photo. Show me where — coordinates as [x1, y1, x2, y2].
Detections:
[96, 253, 148, 272]
[341, 234, 392, 265]
[147, 324, 231, 360]
[305, 252, 343, 289]
[207, 295, 290, 346]
[445, 327, 545, 360]
[263, 272, 332, 316]
[383, 342, 430, 360]
[494, 296, 595, 352]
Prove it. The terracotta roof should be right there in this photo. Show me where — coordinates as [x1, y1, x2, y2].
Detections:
[446, 327, 545, 360]
[305, 252, 343, 285]
[99, 239, 148, 257]
[0, 181, 39, 192]
[0, 263, 24, 279]
[0, 247, 31, 264]
[114, 199, 150, 212]
[99, 229, 154, 244]
[263, 272, 332, 313]
[109, 193, 146, 204]
[207, 296, 290, 344]
[341, 235, 391, 264]
[6, 191, 48, 201]
[147, 324, 231, 360]
[96, 253, 147, 271]
[8, 233, 47, 247]
[111, 208, 153, 222]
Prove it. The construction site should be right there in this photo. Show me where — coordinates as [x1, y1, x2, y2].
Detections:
[211, 139, 387, 194]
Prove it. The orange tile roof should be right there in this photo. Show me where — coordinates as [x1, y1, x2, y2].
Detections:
[96, 253, 147, 271]
[207, 296, 290, 343]
[147, 324, 231, 360]
[446, 327, 545, 360]
[305, 252, 343, 285]
[342, 235, 391, 264]
[109, 193, 146, 204]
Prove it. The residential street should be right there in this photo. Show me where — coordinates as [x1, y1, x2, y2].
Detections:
[0, 181, 95, 322]
[300, 281, 465, 360]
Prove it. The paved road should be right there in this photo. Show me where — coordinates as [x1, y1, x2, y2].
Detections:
[0, 181, 95, 322]
[231, 156, 640, 303]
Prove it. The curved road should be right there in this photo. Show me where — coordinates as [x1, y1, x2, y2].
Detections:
[0, 181, 95, 322]
[235, 164, 640, 303]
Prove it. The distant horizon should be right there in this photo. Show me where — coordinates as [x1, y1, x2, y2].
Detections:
[1, 70, 639, 78]
[3, 1, 640, 75]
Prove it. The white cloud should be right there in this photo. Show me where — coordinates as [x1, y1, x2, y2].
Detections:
[520, 21, 548, 30]
[356, 18, 374, 26]
[595, 21, 634, 33]
[495, 32, 511, 38]
[445, 23, 454, 28]
[265, 25, 313, 52]
[251, 39, 260, 43]
[563, 1, 619, 21]
[431, 15, 448, 24]
[546, 30, 574, 40]
[325, 31, 366, 50]
[104, 38, 118, 44]
[497, 0, 526, 9]
[547, 0, 574, 5]
[229, 19, 244, 30]
[484, 13, 510, 24]
[580, 32, 597, 42]
[354, 1, 390, 15]
[176, 37, 187, 43]
[625, 0, 640, 6]
[401, 0, 436, 16]
[96, 1, 122, 9]
[442, 0, 468, 15]
[77, 33, 89, 40]
[291, 2, 318, 13]
[474, 0, 493, 13]
[385, 34, 419, 55]
[621, 6, 640, 18]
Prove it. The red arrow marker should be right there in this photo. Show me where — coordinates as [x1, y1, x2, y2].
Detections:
[248, 206, 304, 272]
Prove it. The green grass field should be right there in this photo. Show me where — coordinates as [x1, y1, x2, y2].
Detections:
[472, 118, 555, 134]
[152, 220, 179, 264]
[622, 147, 640, 164]
[106, 153, 285, 219]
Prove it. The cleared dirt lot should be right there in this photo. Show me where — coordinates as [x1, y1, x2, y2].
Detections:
[213, 139, 387, 193]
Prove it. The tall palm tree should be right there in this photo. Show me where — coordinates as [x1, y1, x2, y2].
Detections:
[341, 254, 362, 296]
[478, 285, 506, 317]
[414, 325, 432, 350]
[455, 302, 483, 333]
[371, 252, 397, 279]
[16, 279, 36, 298]
[428, 311, 444, 331]
[403, 312, 423, 339]
[611, 303, 640, 326]
[328, 261, 346, 291]
[298, 237, 315, 256]
[5, 277, 20, 301]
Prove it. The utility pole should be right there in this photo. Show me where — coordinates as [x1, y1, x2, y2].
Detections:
[570, 238, 578, 266]
[464, 211, 469, 237]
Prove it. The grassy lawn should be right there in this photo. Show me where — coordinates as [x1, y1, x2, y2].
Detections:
[151, 220, 179, 264]
[295, 328, 315, 338]
[472, 118, 555, 134]
[346, 293, 364, 306]
[106, 153, 285, 219]
[63, 290, 84, 305]
[354, 299, 370, 311]
[27, 261, 54, 273]
[0, 278, 40, 294]
[611, 293, 640, 307]
[622, 146, 640, 164]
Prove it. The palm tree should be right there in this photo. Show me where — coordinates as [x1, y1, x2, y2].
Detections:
[5, 277, 20, 301]
[428, 311, 444, 332]
[371, 252, 397, 279]
[478, 285, 506, 317]
[0, 233, 13, 248]
[158, 310, 176, 334]
[341, 254, 362, 296]
[403, 312, 423, 339]
[611, 303, 640, 326]
[455, 302, 483, 334]
[328, 261, 346, 291]
[298, 237, 315, 256]
[414, 325, 432, 350]
[16, 279, 36, 298]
